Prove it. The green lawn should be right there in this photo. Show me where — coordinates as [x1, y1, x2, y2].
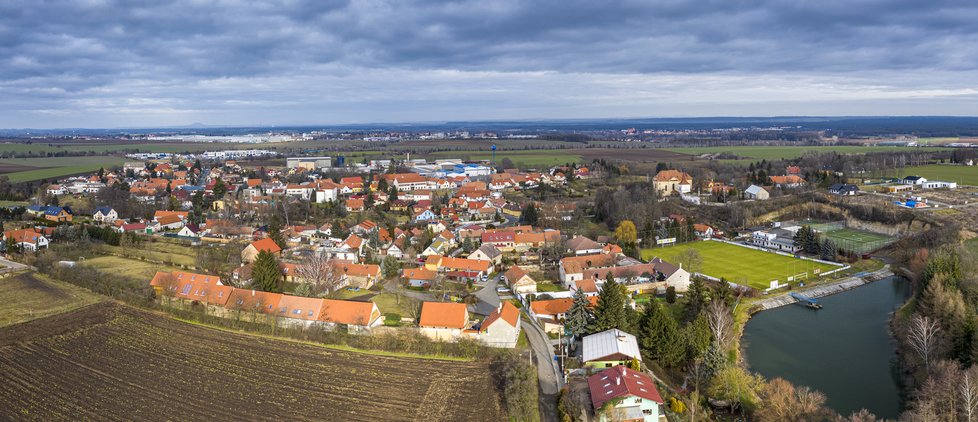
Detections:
[641, 241, 839, 289]
[368, 292, 421, 317]
[903, 164, 978, 186]
[664, 145, 946, 160]
[536, 282, 567, 292]
[0, 272, 103, 327]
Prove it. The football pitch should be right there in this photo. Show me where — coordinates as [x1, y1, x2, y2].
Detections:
[641, 241, 840, 290]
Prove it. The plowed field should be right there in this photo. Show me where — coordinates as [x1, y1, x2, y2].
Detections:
[0, 303, 504, 421]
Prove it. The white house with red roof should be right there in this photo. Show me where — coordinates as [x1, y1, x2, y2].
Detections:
[587, 365, 664, 422]
[475, 301, 521, 348]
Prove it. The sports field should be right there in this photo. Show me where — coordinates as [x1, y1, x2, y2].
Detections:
[641, 241, 839, 289]
[821, 228, 894, 254]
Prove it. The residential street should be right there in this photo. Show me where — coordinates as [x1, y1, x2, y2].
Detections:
[521, 317, 560, 422]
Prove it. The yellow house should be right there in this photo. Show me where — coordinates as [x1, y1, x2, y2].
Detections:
[212, 199, 228, 212]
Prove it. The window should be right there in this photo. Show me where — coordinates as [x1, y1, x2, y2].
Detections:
[634, 398, 642, 404]
[643, 409, 652, 415]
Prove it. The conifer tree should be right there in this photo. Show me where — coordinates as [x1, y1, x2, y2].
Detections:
[252, 250, 282, 293]
[637, 300, 684, 367]
[565, 288, 594, 339]
[590, 276, 632, 333]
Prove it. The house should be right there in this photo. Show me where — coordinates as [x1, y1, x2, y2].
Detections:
[559, 253, 616, 286]
[345, 198, 365, 212]
[43, 206, 73, 222]
[154, 210, 189, 222]
[769, 175, 807, 188]
[149, 271, 232, 306]
[241, 237, 283, 263]
[46, 184, 68, 196]
[482, 231, 516, 251]
[319, 298, 383, 331]
[93, 207, 118, 223]
[828, 183, 859, 196]
[402, 267, 438, 288]
[504, 266, 537, 294]
[652, 170, 693, 195]
[529, 296, 599, 334]
[744, 184, 769, 200]
[903, 175, 928, 185]
[786, 165, 802, 176]
[751, 228, 801, 253]
[923, 180, 958, 189]
[693, 224, 715, 238]
[583, 329, 642, 369]
[566, 236, 603, 255]
[425, 255, 493, 280]
[119, 222, 150, 234]
[3, 229, 50, 251]
[588, 366, 664, 422]
[468, 244, 503, 266]
[419, 302, 470, 341]
[476, 301, 521, 348]
[331, 261, 381, 289]
[177, 225, 201, 238]
[156, 214, 185, 230]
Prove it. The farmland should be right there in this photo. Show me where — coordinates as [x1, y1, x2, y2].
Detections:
[663, 145, 946, 160]
[0, 302, 505, 421]
[903, 164, 978, 186]
[0, 156, 126, 183]
[0, 273, 102, 327]
[641, 240, 839, 289]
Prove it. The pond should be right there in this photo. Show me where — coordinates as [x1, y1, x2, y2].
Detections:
[742, 276, 911, 419]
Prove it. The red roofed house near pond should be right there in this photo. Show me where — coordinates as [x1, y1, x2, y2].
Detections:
[587, 365, 664, 422]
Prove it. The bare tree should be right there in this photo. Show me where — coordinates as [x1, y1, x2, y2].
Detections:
[706, 299, 734, 349]
[963, 370, 978, 422]
[907, 314, 941, 374]
[677, 248, 703, 274]
[295, 252, 344, 295]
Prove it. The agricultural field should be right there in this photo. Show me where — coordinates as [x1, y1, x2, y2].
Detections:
[903, 164, 978, 186]
[641, 240, 839, 289]
[0, 302, 504, 421]
[0, 156, 126, 183]
[0, 273, 102, 327]
[663, 145, 946, 160]
[428, 149, 582, 167]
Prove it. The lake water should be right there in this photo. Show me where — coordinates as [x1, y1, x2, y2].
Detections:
[742, 276, 911, 419]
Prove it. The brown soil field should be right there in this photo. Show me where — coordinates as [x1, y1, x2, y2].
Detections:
[0, 163, 42, 174]
[0, 303, 505, 421]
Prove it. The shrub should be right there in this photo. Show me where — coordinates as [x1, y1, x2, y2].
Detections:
[384, 313, 402, 326]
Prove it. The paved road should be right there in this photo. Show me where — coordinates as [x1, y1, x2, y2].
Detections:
[470, 276, 501, 316]
[0, 255, 31, 274]
[521, 317, 560, 422]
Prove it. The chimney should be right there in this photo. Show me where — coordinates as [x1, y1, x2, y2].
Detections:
[251, 289, 255, 296]
[615, 377, 621, 386]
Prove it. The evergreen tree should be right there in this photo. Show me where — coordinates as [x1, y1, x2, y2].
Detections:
[213, 178, 228, 198]
[565, 288, 594, 339]
[820, 238, 837, 261]
[252, 250, 282, 293]
[637, 300, 684, 367]
[590, 277, 632, 333]
[267, 218, 286, 249]
[684, 277, 706, 321]
[683, 313, 713, 362]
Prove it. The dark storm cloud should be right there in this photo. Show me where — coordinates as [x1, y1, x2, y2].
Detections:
[0, 0, 976, 127]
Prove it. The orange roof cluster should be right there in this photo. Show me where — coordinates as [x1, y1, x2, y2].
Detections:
[530, 296, 598, 316]
[427, 255, 491, 272]
[151, 270, 381, 326]
[249, 237, 282, 254]
[3, 228, 47, 245]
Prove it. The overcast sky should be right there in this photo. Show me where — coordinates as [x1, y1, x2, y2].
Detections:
[2, 0, 977, 128]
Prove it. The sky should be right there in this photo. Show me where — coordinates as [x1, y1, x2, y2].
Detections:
[1, 0, 977, 128]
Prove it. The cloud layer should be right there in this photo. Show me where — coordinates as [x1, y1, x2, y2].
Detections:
[1, 0, 977, 128]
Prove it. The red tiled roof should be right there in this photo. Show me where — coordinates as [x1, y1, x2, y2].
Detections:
[249, 237, 282, 254]
[587, 365, 663, 408]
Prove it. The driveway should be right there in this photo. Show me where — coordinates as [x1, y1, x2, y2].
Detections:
[521, 317, 560, 422]
[470, 276, 501, 316]
[0, 255, 31, 274]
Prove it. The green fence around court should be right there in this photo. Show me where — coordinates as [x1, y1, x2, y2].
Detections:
[797, 220, 897, 254]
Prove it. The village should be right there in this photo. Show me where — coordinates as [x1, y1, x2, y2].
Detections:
[1, 144, 973, 422]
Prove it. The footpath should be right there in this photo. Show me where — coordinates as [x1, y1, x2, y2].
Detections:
[751, 265, 894, 311]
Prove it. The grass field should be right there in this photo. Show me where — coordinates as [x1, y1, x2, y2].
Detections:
[664, 145, 946, 160]
[903, 164, 978, 186]
[428, 150, 581, 167]
[81, 256, 184, 280]
[641, 241, 839, 289]
[97, 240, 200, 268]
[0, 156, 126, 183]
[0, 273, 102, 327]
[0, 302, 504, 420]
